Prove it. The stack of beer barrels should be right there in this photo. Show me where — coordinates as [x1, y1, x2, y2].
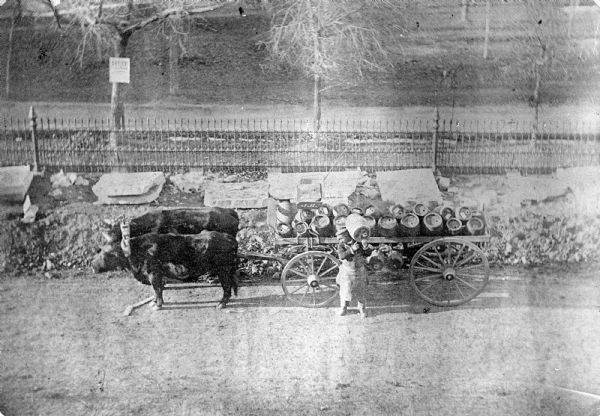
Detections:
[376, 202, 486, 237]
[275, 200, 337, 238]
[275, 200, 485, 239]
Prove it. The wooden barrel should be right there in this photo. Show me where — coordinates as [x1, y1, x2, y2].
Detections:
[363, 215, 377, 237]
[412, 203, 429, 218]
[367, 250, 385, 271]
[316, 204, 332, 217]
[377, 215, 398, 237]
[293, 221, 310, 236]
[466, 217, 485, 235]
[445, 217, 463, 236]
[295, 208, 315, 224]
[387, 250, 404, 270]
[345, 213, 371, 241]
[422, 212, 444, 236]
[435, 206, 455, 222]
[457, 206, 472, 223]
[276, 222, 293, 238]
[333, 203, 350, 217]
[398, 213, 420, 237]
[389, 203, 405, 219]
[333, 215, 347, 232]
[310, 215, 334, 237]
[276, 204, 294, 224]
[364, 205, 382, 220]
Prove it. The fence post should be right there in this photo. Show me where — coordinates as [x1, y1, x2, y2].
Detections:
[432, 107, 439, 171]
[29, 106, 40, 173]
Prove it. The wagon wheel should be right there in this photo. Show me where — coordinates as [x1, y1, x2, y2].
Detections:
[409, 237, 489, 307]
[281, 251, 340, 308]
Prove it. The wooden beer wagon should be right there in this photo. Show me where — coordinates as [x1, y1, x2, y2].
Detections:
[263, 197, 491, 309]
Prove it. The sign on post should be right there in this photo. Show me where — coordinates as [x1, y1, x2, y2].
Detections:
[109, 57, 130, 84]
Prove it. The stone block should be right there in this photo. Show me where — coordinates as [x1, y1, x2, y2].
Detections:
[204, 180, 269, 209]
[268, 169, 363, 204]
[0, 165, 33, 203]
[376, 169, 442, 206]
[92, 172, 165, 205]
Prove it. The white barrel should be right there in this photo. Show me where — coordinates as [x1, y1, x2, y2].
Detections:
[345, 213, 371, 241]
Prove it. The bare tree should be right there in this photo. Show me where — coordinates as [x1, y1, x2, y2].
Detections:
[52, 0, 236, 132]
[263, 0, 405, 132]
[4, 0, 22, 99]
[483, 0, 490, 59]
[505, 1, 571, 139]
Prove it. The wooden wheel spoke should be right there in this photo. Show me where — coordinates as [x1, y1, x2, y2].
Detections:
[457, 262, 485, 271]
[419, 279, 444, 295]
[432, 246, 445, 263]
[315, 256, 328, 275]
[454, 276, 478, 291]
[288, 268, 309, 279]
[413, 265, 442, 273]
[455, 252, 478, 268]
[289, 282, 309, 295]
[452, 244, 466, 267]
[299, 285, 310, 304]
[319, 264, 339, 277]
[418, 254, 441, 268]
[453, 280, 467, 298]
[413, 273, 443, 281]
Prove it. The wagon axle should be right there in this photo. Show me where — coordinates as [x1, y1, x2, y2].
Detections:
[442, 267, 456, 281]
[307, 274, 320, 288]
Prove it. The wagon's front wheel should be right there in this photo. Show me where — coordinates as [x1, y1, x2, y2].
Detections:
[281, 251, 340, 308]
[409, 238, 490, 307]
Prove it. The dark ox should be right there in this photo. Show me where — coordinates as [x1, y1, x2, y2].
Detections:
[101, 207, 239, 243]
[93, 207, 239, 272]
[94, 231, 239, 309]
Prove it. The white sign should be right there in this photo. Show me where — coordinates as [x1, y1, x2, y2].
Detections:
[50, 0, 61, 6]
[109, 57, 130, 84]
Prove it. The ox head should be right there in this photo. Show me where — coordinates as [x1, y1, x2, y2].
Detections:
[91, 243, 129, 273]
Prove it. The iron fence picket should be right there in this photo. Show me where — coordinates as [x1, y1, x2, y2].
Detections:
[2, 116, 600, 173]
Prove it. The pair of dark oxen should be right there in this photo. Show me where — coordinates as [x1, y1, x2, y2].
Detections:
[92, 207, 240, 309]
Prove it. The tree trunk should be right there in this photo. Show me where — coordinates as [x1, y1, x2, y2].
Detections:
[313, 73, 321, 133]
[168, 30, 179, 96]
[461, 0, 469, 23]
[96, 33, 103, 62]
[568, 0, 580, 38]
[532, 63, 541, 141]
[109, 34, 130, 172]
[483, 0, 490, 59]
[5, 10, 18, 99]
[110, 35, 129, 136]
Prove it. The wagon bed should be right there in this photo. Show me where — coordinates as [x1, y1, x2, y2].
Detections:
[263, 200, 492, 309]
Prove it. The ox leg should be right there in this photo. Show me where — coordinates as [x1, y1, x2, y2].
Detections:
[216, 269, 235, 309]
[148, 273, 165, 310]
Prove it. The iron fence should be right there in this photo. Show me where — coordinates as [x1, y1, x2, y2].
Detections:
[2, 114, 599, 174]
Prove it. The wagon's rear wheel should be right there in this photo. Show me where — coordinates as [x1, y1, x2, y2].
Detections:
[409, 237, 489, 307]
[281, 251, 340, 307]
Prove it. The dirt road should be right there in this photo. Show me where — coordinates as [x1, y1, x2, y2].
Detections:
[1, 269, 599, 416]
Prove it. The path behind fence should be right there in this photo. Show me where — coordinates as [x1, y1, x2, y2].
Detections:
[2, 109, 599, 174]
